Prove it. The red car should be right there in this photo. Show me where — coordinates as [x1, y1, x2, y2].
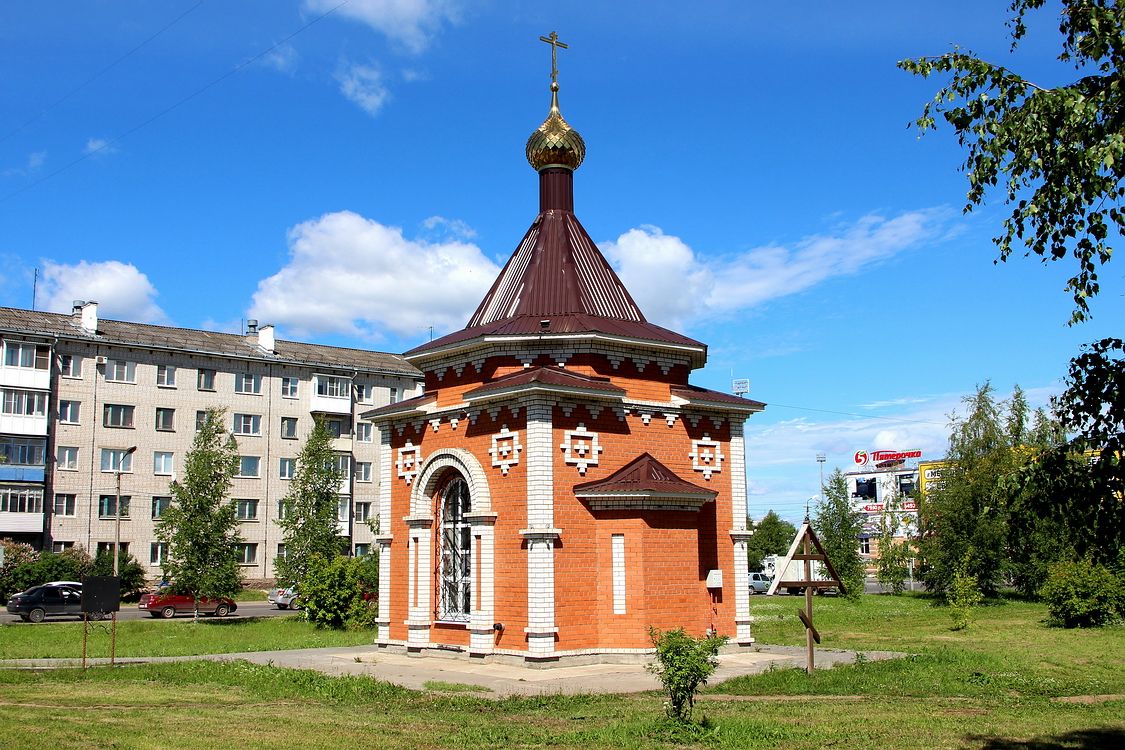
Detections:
[137, 591, 237, 619]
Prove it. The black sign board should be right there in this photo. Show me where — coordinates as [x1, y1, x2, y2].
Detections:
[82, 576, 120, 613]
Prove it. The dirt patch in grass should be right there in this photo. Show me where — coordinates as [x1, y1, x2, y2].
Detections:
[1052, 694, 1125, 704]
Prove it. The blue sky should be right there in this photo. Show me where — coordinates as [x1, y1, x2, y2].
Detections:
[1, 1, 1120, 525]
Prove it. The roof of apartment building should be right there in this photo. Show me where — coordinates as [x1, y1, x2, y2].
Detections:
[0, 306, 421, 378]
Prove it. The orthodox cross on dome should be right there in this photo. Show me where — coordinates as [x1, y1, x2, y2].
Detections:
[539, 31, 568, 85]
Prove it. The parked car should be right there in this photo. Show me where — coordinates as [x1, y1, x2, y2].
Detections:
[6, 584, 101, 622]
[267, 585, 301, 609]
[137, 591, 237, 618]
[748, 571, 772, 594]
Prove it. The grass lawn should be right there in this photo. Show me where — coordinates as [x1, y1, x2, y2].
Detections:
[0, 615, 374, 659]
[0, 594, 1121, 749]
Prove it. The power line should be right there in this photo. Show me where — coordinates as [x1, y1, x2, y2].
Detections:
[1, 0, 351, 204]
[0, 1, 206, 145]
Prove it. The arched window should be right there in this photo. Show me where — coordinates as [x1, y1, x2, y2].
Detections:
[439, 476, 472, 621]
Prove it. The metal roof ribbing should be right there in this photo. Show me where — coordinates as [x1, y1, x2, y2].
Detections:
[467, 211, 644, 327]
[0, 306, 420, 377]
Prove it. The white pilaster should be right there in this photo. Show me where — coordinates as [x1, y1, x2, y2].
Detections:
[728, 419, 754, 644]
[467, 512, 498, 654]
[375, 428, 394, 642]
[405, 518, 433, 647]
[523, 398, 558, 655]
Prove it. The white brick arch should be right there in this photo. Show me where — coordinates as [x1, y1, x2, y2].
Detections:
[409, 448, 493, 519]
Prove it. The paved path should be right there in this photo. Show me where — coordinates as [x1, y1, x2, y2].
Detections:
[0, 644, 902, 697]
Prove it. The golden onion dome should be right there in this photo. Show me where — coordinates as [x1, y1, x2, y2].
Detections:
[525, 82, 585, 171]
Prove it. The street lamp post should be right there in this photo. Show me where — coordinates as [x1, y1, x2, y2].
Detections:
[113, 446, 138, 577]
[815, 452, 827, 509]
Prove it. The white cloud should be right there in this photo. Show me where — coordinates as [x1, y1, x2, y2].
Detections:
[248, 210, 499, 340]
[600, 209, 950, 330]
[421, 215, 477, 240]
[305, 0, 461, 53]
[336, 63, 390, 117]
[3, 150, 46, 177]
[261, 43, 298, 73]
[38, 260, 166, 323]
[83, 138, 116, 156]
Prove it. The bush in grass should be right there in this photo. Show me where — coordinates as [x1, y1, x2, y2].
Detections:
[647, 627, 728, 721]
[948, 554, 983, 631]
[301, 554, 378, 630]
[0, 541, 40, 602]
[1040, 560, 1125, 628]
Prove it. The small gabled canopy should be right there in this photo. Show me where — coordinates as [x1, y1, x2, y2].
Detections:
[574, 452, 717, 511]
[765, 522, 846, 596]
[671, 384, 766, 413]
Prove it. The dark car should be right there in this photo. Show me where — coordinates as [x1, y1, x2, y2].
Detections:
[137, 591, 237, 618]
[6, 584, 99, 623]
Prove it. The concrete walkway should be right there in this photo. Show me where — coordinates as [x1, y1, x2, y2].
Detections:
[0, 644, 902, 697]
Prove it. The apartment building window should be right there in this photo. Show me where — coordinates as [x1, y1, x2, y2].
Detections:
[278, 500, 292, 520]
[53, 493, 76, 516]
[151, 496, 171, 519]
[97, 541, 129, 557]
[100, 448, 134, 473]
[150, 542, 169, 565]
[3, 342, 49, 369]
[279, 457, 296, 480]
[1, 437, 44, 466]
[337, 496, 350, 523]
[280, 417, 298, 439]
[195, 410, 207, 431]
[316, 375, 349, 398]
[389, 386, 399, 404]
[860, 538, 871, 555]
[235, 499, 259, 521]
[59, 399, 80, 424]
[155, 407, 175, 431]
[356, 423, 373, 443]
[197, 368, 216, 391]
[156, 365, 176, 387]
[237, 456, 260, 478]
[355, 383, 373, 404]
[354, 502, 371, 523]
[103, 403, 135, 428]
[354, 543, 371, 557]
[0, 487, 43, 513]
[355, 462, 372, 482]
[325, 418, 344, 438]
[234, 372, 262, 394]
[105, 359, 136, 383]
[153, 451, 174, 476]
[276, 543, 287, 559]
[237, 543, 258, 565]
[2, 389, 47, 417]
[56, 446, 78, 470]
[59, 354, 81, 378]
[331, 454, 351, 478]
[233, 413, 262, 436]
[98, 494, 130, 518]
[281, 377, 299, 398]
[52, 541, 74, 553]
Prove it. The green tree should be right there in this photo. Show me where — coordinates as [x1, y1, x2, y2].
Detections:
[901, 1, 1124, 539]
[156, 408, 243, 621]
[813, 469, 865, 600]
[746, 510, 798, 572]
[275, 417, 346, 591]
[899, 0, 1123, 326]
[918, 383, 1022, 597]
[876, 478, 913, 595]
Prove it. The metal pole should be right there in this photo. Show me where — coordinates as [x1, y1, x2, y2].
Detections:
[113, 468, 122, 577]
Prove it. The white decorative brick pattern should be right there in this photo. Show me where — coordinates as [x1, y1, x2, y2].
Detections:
[488, 425, 523, 476]
[612, 534, 626, 614]
[560, 423, 603, 475]
[689, 434, 724, 480]
[396, 441, 421, 485]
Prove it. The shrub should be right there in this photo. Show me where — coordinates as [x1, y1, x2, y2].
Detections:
[301, 554, 378, 630]
[91, 550, 148, 601]
[1040, 560, 1125, 628]
[948, 554, 983, 631]
[0, 541, 39, 602]
[647, 627, 727, 722]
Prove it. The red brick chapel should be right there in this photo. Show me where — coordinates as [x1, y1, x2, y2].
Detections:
[363, 38, 765, 664]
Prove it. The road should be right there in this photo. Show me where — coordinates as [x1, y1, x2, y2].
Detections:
[1, 600, 293, 624]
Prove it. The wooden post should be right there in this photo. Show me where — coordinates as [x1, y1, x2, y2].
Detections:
[804, 534, 814, 673]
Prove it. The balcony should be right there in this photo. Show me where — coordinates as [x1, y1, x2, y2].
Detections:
[0, 366, 50, 391]
[0, 413, 48, 437]
[330, 435, 353, 453]
[310, 374, 353, 415]
[0, 511, 44, 534]
[0, 465, 45, 482]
